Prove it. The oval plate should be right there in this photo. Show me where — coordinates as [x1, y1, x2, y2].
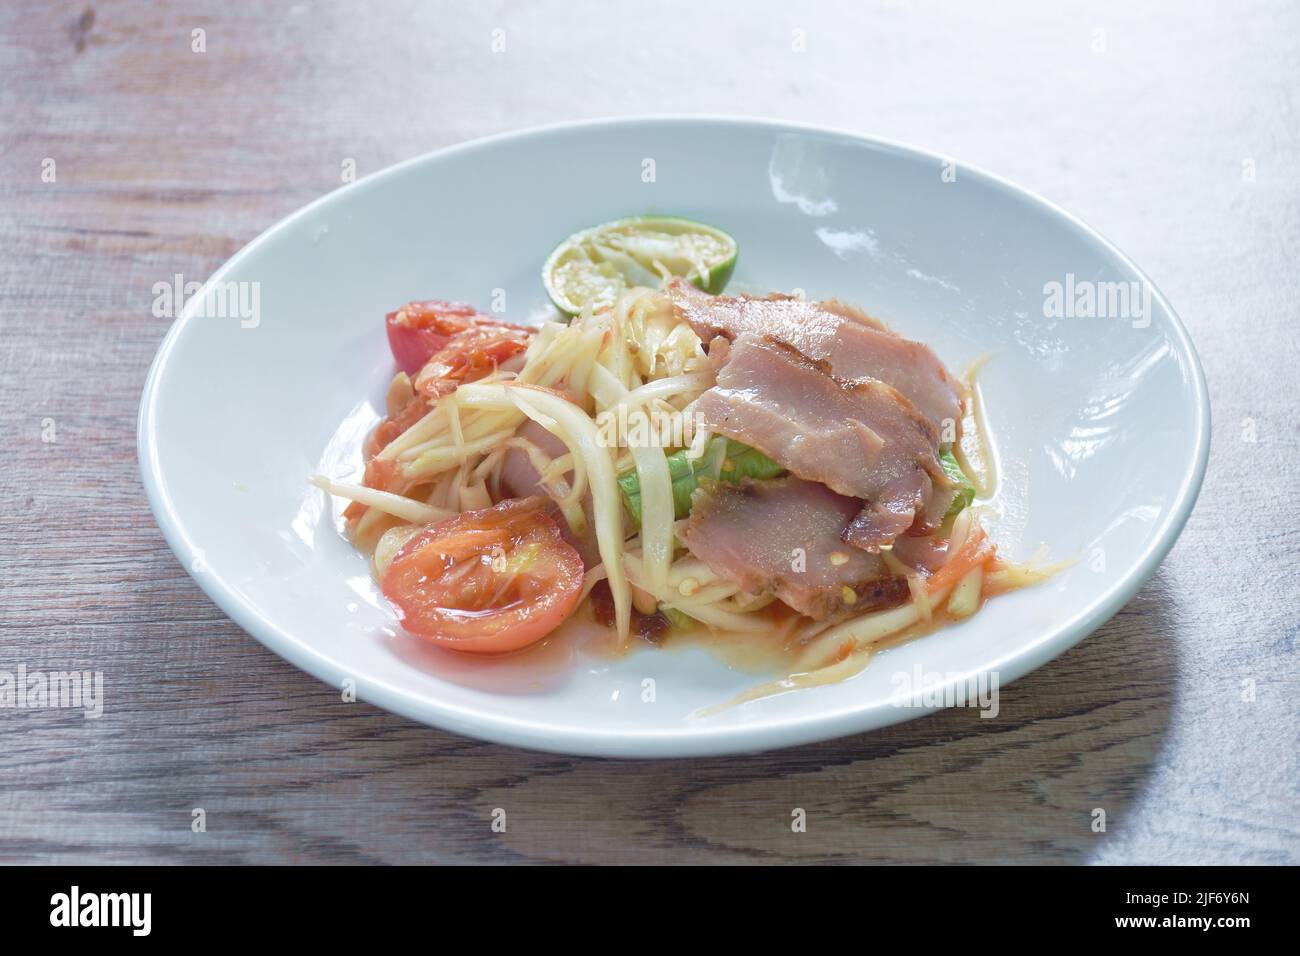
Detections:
[138, 117, 1209, 757]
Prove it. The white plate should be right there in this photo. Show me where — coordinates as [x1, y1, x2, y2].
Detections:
[138, 117, 1209, 757]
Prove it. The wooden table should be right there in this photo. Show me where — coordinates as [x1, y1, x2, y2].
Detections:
[2, 0, 1296, 865]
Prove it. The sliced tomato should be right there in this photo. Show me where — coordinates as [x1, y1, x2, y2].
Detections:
[346, 386, 432, 526]
[385, 300, 480, 376]
[385, 300, 529, 377]
[362, 398, 424, 461]
[380, 497, 584, 653]
[414, 324, 532, 399]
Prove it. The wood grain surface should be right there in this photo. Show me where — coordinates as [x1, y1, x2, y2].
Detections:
[1, 0, 1297, 865]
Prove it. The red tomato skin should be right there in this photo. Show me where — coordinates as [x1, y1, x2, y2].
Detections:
[414, 325, 532, 398]
[385, 301, 475, 376]
[384, 301, 530, 377]
[380, 499, 584, 653]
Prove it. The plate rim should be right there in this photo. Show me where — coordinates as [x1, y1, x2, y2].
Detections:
[137, 114, 1211, 757]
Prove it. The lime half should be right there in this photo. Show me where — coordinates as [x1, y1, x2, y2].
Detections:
[542, 216, 738, 315]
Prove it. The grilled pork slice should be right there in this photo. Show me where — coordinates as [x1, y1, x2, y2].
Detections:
[690, 333, 947, 550]
[681, 477, 908, 620]
[667, 278, 963, 433]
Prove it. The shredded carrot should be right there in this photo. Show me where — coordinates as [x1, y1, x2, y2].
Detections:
[927, 527, 995, 596]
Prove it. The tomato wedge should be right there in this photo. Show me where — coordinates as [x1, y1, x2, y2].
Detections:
[363, 392, 430, 460]
[385, 300, 529, 377]
[380, 497, 584, 653]
[414, 324, 532, 398]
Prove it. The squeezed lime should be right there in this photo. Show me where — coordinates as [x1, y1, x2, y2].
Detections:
[542, 216, 738, 315]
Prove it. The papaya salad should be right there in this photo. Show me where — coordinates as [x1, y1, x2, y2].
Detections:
[313, 216, 1050, 697]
